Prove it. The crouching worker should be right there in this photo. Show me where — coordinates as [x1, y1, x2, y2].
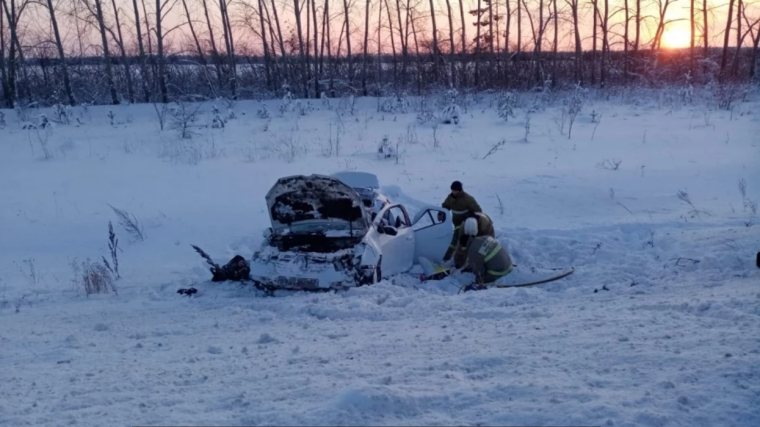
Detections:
[455, 212, 495, 269]
[463, 227, 513, 290]
[211, 255, 251, 282]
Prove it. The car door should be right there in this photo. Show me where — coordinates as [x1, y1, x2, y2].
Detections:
[411, 205, 454, 263]
[371, 204, 415, 276]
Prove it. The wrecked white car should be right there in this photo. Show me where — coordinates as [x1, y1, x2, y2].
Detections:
[249, 174, 453, 291]
[332, 171, 392, 217]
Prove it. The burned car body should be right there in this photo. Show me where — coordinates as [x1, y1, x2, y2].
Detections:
[249, 174, 453, 291]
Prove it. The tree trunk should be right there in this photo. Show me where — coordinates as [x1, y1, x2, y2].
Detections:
[155, 0, 168, 102]
[624, 0, 629, 82]
[690, 0, 695, 74]
[325, 0, 334, 93]
[720, 0, 736, 77]
[257, 0, 272, 89]
[592, 0, 597, 84]
[292, 0, 308, 97]
[475, 0, 482, 86]
[571, 0, 581, 83]
[702, 0, 707, 59]
[505, 0, 511, 85]
[553, 0, 558, 78]
[110, 0, 135, 103]
[311, 0, 319, 95]
[131, 0, 150, 102]
[199, 0, 221, 88]
[409, 7, 422, 94]
[445, 0, 455, 86]
[45, 0, 75, 105]
[458, 0, 466, 85]
[219, 0, 237, 98]
[0, 0, 8, 107]
[181, 0, 207, 65]
[601, 0, 608, 85]
[343, 0, 353, 82]
[396, 0, 408, 84]
[429, 0, 439, 82]
[635, 0, 640, 51]
[362, 0, 371, 95]
[750, 23, 760, 78]
[517, 0, 522, 53]
[384, 0, 398, 84]
[734, 0, 742, 76]
[94, 0, 119, 104]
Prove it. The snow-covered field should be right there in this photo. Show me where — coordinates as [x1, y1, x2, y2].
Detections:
[1, 89, 759, 427]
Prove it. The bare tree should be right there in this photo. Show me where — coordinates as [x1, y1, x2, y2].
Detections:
[293, 0, 308, 97]
[43, 0, 75, 105]
[445, 0, 455, 85]
[721, 0, 736, 77]
[384, 0, 398, 83]
[218, 0, 236, 97]
[201, 0, 223, 88]
[109, 0, 135, 103]
[131, 0, 151, 102]
[311, 0, 319, 94]
[567, 0, 582, 82]
[458, 0, 467, 86]
[2, 0, 30, 107]
[0, 0, 6, 105]
[362, 0, 370, 95]
[342, 0, 353, 83]
[745, 5, 760, 78]
[428, 0, 439, 82]
[89, 0, 119, 104]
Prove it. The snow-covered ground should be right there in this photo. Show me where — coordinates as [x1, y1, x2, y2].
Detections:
[1, 89, 759, 426]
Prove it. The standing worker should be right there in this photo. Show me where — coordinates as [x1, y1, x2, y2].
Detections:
[441, 181, 482, 267]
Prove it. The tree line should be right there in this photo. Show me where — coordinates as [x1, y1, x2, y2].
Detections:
[1, 0, 758, 108]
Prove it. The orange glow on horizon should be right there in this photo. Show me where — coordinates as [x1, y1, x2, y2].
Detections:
[661, 27, 692, 49]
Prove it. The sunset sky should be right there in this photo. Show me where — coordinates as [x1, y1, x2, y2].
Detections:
[11, 0, 755, 57]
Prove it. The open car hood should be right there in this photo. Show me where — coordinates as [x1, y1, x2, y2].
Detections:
[266, 174, 368, 234]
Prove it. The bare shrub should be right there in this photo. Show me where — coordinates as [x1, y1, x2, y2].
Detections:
[677, 189, 711, 220]
[102, 222, 120, 279]
[597, 158, 623, 170]
[523, 114, 531, 142]
[483, 139, 507, 159]
[553, 108, 568, 136]
[109, 205, 145, 241]
[153, 101, 170, 131]
[168, 99, 203, 139]
[497, 91, 517, 122]
[405, 124, 419, 145]
[609, 188, 634, 215]
[52, 104, 71, 124]
[739, 178, 757, 227]
[567, 86, 584, 139]
[591, 113, 603, 140]
[36, 128, 54, 160]
[80, 259, 117, 296]
[15, 258, 39, 287]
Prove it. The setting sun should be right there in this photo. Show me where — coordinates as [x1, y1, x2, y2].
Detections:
[661, 27, 692, 49]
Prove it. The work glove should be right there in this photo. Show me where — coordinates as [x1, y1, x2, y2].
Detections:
[443, 259, 455, 268]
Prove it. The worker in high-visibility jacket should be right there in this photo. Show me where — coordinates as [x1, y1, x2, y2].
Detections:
[463, 218, 514, 285]
[441, 181, 482, 267]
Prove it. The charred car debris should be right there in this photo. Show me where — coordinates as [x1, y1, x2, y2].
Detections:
[191, 173, 453, 294]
